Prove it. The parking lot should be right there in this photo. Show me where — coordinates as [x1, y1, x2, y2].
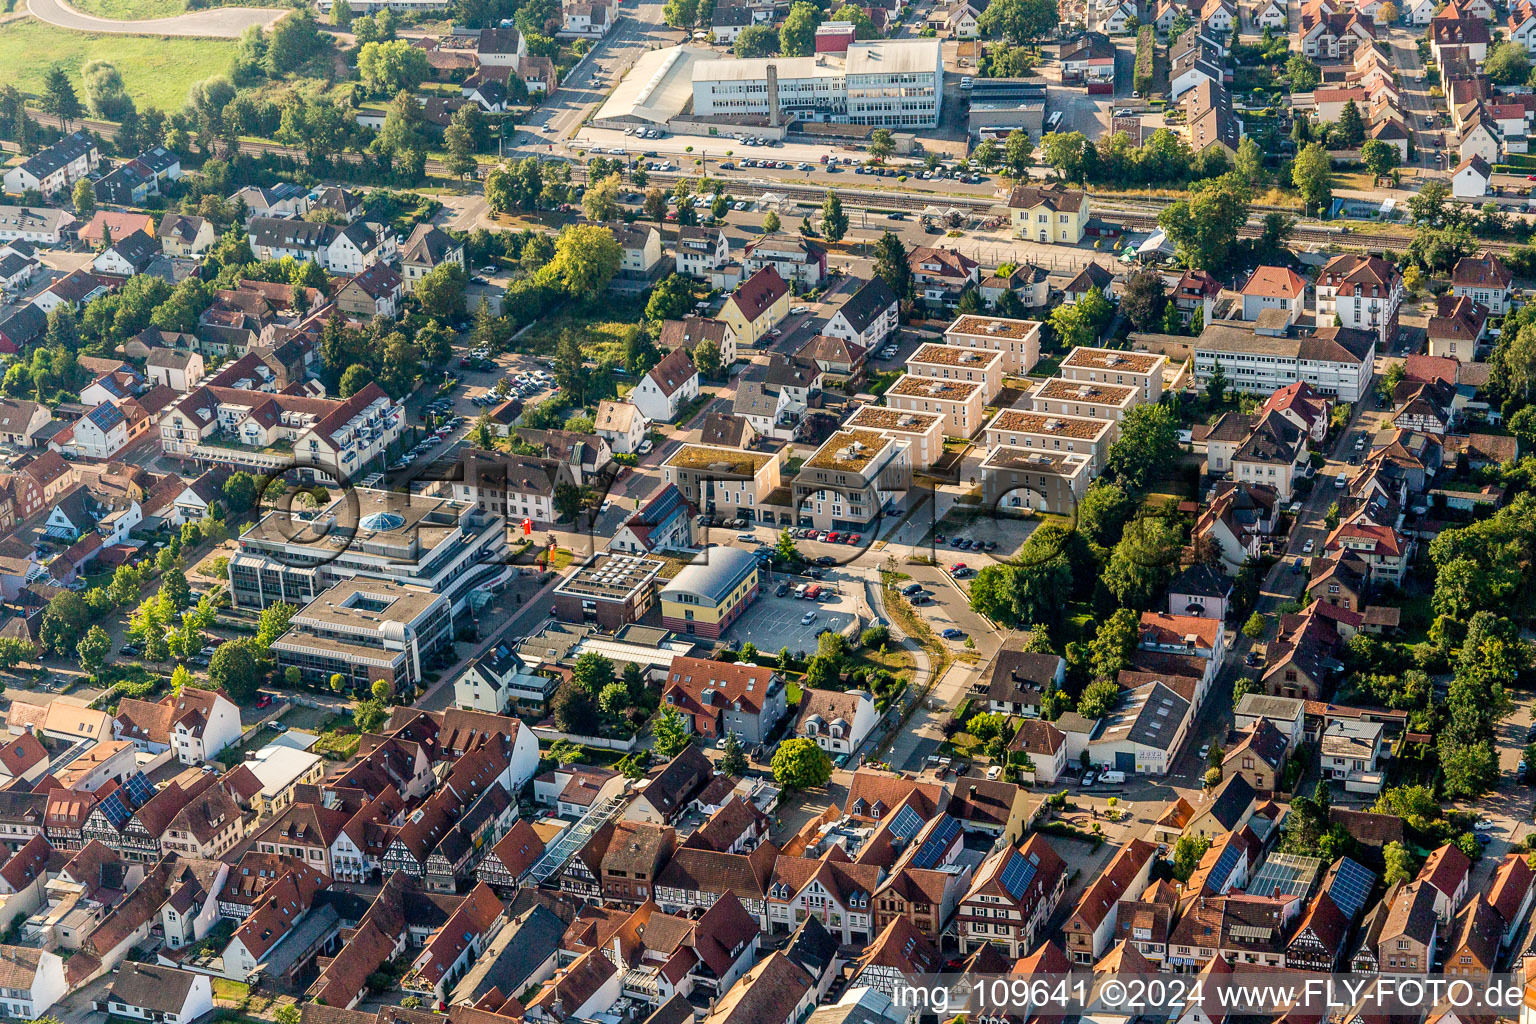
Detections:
[725, 578, 862, 658]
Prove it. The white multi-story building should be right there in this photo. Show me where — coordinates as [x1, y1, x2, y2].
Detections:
[1, 133, 99, 195]
[905, 343, 1005, 403]
[1315, 253, 1403, 348]
[692, 39, 943, 127]
[1194, 323, 1377, 402]
[884, 375, 986, 439]
[1058, 347, 1165, 405]
[983, 409, 1115, 473]
[943, 315, 1042, 375]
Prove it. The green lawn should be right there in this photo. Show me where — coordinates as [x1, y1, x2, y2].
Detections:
[0, 21, 239, 112]
[67, 0, 187, 18]
[515, 297, 648, 361]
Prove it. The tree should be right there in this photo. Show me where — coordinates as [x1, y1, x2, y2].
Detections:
[42, 67, 81, 127]
[582, 171, 623, 222]
[645, 273, 695, 323]
[598, 681, 630, 715]
[868, 129, 894, 160]
[1158, 173, 1250, 273]
[354, 698, 388, 734]
[977, 0, 1058, 41]
[210, 641, 262, 704]
[719, 732, 748, 774]
[1171, 835, 1211, 881]
[339, 364, 372, 399]
[692, 337, 723, 377]
[1486, 41, 1532, 85]
[1440, 736, 1500, 799]
[663, 0, 698, 25]
[1286, 54, 1321, 91]
[572, 651, 616, 693]
[1204, 766, 1223, 789]
[266, 10, 327, 76]
[1104, 513, 1183, 608]
[1336, 99, 1365, 148]
[973, 139, 999, 170]
[331, 0, 353, 25]
[1232, 676, 1254, 709]
[762, 210, 781, 233]
[780, 1, 820, 55]
[223, 471, 258, 515]
[161, 568, 191, 612]
[1361, 139, 1401, 181]
[822, 191, 848, 242]
[444, 120, 478, 181]
[1205, 358, 1231, 406]
[72, 179, 95, 218]
[75, 625, 110, 677]
[1377, 0, 1398, 19]
[776, 529, 799, 563]
[1382, 840, 1415, 885]
[1234, 135, 1264, 187]
[831, 3, 879, 36]
[39, 592, 90, 656]
[548, 224, 623, 295]
[771, 737, 833, 789]
[734, 24, 778, 56]
[874, 231, 914, 303]
[1077, 678, 1121, 718]
[1292, 143, 1333, 216]
[1119, 268, 1167, 331]
[330, 673, 347, 693]
[643, 187, 667, 226]
[653, 707, 693, 756]
[1089, 608, 1139, 681]
[1039, 131, 1091, 183]
[0, 637, 35, 671]
[1104, 402, 1180, 494]
[1003, 129, 1035, 176]
[1243, 612, 1267, 640]
[552, 683, 599, 734]
[82, 60, 132, 119]
[372, 679, 394, 702]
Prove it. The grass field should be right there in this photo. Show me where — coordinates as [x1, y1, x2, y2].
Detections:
[0, 20, 239, 112]
[67, 0, 187, 18]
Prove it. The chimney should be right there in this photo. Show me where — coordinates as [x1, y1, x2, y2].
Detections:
[766, 64, 781, 128]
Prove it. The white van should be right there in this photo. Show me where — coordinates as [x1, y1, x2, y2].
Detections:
[1098, 770, 1126, 785]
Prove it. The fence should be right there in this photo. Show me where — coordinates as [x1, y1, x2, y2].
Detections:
[530, 725, 639, 752]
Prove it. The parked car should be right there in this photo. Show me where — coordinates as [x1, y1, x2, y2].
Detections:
[801, 611, 818, 625]
[941, 627, 966, 640]
[902, 583, 923, 596]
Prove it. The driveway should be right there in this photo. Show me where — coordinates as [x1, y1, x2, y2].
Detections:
[25, 0, 286, 36]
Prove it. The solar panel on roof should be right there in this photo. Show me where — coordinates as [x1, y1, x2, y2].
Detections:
[997, 850, 1039, 900]
[98, 791, 130, 829]
[121, 771, 155, 808]
[1327, 857, 1376, 918]
[912, 816, 962, 869]
[1211, 844, 1242, 889]
[888, 804, 924, 843]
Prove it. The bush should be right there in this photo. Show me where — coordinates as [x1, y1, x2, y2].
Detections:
[1134, 25, 1155, 96]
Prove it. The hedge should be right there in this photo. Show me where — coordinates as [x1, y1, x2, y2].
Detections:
[1134, 25, 1156, 97]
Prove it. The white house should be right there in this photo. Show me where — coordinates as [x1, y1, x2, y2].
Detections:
[145, 350, 205, 393]
[794, 688, 877, 756]
[1, 133, 99, 195]
[1453, 155, 1492, 198]
[0, 945, 66, 1019]
[100, 963, 214, 1024]
[594, 400, 649, 454]
[823, 278, 899, 350]
[631, 350, 700, 423]
[676, 225, 730, 278]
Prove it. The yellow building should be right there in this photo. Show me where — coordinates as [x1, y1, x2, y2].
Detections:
[1007, 183, 1090, 244]
[721, 266, 790, 349]
[659, 545, 761, 639]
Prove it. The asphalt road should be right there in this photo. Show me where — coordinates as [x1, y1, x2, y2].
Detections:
[25, 0, 286, 35]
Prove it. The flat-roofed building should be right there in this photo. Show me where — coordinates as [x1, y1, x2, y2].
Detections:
[662, 443, 784, 525]
[980, 447, 1093, 515]
[792, 428, 911, 531]
[271, 580, 454, 692]
[846, 405, 946, 471]
[1193, 322, 1376, 402]
[884, 374, 986, 439]
[1058, 347, 1165, 404]
[943, 315, 1042, 375]
[1029, 379, 1139, 422]
[983, 409, 1115, 473]
[552, 552, 665, 630]
[905, 343, 1005, 403]
[227, 489, 508, 613]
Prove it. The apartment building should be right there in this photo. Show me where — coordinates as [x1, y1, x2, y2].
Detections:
[2, 132, 99, 195]
[983, 409, 1115, 473]
[980, 447, 1093, 515]
[662, 443, 784, 524]
[1029, 379, 1139, 422]
[453, 449, 576, 528]
[551, 552, 664, 630]
[160, 383, 403, 481]
[905, 344, 1004, 403]
[791, 429, 911, 532]
[227, 489, 509, 613]
[943, 315, 1043, 375]
[1315, 253, 1404, 348]
[1194, 322, 1377, 403]
[1058, 347, 1165, 404]
[884, 375, 986, 439]
[845, 405, 946, 471]
[270, 580, 455, 692]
